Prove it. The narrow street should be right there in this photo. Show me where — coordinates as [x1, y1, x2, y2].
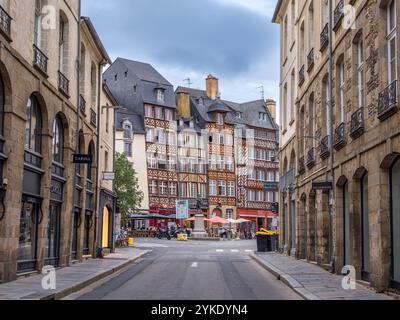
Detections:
[69, 239, 301, 300]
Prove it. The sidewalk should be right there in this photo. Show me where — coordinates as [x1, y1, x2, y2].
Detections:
[0, 248, 150, 300]
[251, 252, 392, 300]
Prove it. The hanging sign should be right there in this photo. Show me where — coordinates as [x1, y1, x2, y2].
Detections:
[73, 154, 93, 164]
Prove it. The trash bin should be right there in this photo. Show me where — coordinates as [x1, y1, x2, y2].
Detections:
[257, 235, 268, 252]
[128, 237, 134, 246]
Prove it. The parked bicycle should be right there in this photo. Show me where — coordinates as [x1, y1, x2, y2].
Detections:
[115, 229, 129, 247]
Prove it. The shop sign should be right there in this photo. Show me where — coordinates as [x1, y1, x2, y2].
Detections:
[73, 154, 93, 164]
[312, 181, 333, 191]
[103, 172, 115, 181]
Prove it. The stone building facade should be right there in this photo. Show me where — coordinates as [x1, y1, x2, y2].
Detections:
[274, 0, 400, 290]
[0, 1, 114, 283]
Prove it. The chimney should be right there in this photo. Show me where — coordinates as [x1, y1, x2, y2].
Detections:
[176, 87, 191, 119]
[206, 74, 219, 100]
[266, 99, 277, 121]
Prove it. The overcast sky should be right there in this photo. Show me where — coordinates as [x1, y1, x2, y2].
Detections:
[82, 0, 279, 104]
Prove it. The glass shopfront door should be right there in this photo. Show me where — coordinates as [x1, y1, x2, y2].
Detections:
[391, 158, 400, 288]
[71, 209, 80, 261]
[45, 202, 61, 267]
[18, 200, 40, 272]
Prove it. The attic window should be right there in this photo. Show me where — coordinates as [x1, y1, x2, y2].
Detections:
[157, 89, 165, 102]
[236, 112, 242, 119]
[133, 85, 137, 94]
[125, 71, 128, 78]
[114, 74, 118, 81]
[189, 121, 194, 128]
[259, 112, 267, 121]
[217, 113, 224, 125]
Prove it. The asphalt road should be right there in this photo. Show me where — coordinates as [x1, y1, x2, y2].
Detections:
[71, 239, 302, 300]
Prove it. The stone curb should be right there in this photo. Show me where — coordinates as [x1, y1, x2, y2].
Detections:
[40, 250, 151, 300]
[250, 253, 321, 301]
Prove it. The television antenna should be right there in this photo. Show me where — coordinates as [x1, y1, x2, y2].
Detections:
[257, 85, 265, 100]
[183, 78, 193, 88]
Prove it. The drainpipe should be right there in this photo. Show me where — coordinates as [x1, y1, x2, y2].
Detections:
[328, 0, 336, 272]
[93, 61, 103, 255]
[70, 0, 82, 263]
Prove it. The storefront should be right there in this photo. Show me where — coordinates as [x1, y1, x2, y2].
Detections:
[237, 209, 278, 233]
[99, 188, 117, 252]
[18, 95, 43, 273]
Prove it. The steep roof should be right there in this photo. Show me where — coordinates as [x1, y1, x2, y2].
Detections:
[176, 86, 278, 131]
[115, 110, 145, 134]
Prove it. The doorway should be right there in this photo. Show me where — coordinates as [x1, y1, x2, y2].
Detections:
[102, 206, 110, 249]
[45, 202, 61, 267]
[361, 173, 370, 281]
[390, 158, 400, 288]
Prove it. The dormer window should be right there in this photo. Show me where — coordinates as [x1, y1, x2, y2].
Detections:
[217, 113, 224, 125]
[199, 97, 204, 105]
[179, 119, 184, 127]
[189, 120, 194, 128]
[236, 112, 242, 119]
[157, 89, 165, 102]
[259, 112, 267, 122]
[123, 121, 133, 139]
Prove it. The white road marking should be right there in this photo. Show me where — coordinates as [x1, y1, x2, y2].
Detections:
[231, 250, 239, 253]
[245, 250, 253, 253]
[216, 249, 224, 253]
[191, 262, 198, 268]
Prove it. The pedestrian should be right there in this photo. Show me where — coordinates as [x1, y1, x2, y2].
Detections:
[186, 227, 191, 238]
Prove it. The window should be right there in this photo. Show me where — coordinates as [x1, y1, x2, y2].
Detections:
[168, 156, 176, 171]
[167, 131, 175, 145]
[133, 84, 137, 94]
[217, 113, 224, 125]
[248, 190, 255, 202]
[209, 180, 217, 196]
[145, 105, 154, 118]
[25, 96, 42, 154]
[209, 155, 216, 170]
[165, 109, 174, 121]
[226, 209, 234, 220]
[219, 133, 224, 145]
[169, 182, 177, 196]
[338, 61, 345, 122]
[123, 122, 132, 139]
[34, 0, 42, 47]
[90, 63, 97, 107]
[147, 152, 157, 168]
[228, 181, 235, 197]
[146, 128, 154, 142]
[190, 183, 198, 198]
[104, 150, 109, 172]
[256, 191, 264, 202]
[308, 1, 314, 50]
[124, 142, 132, 157]
[283, 16, 288, 58]
[290, 69, 295, 121]
[217, 156, 225, 171]
[266, 191, 274, 202]
[87, 143, 94, 182]
[225, 134, 233, 146]
[157, 129, 166, 144]
[236, 112, 242, 119]
[258, 170, 266, 181]
[159, 181, 168, 196]
[218, 180, 226, 196]
[157, 89, 165, 102]
[226, 157, 234, 172]
[180, 182, 188, 198]
[149, 180, 158, 195]
[155, 107, 163, 120]
[357, 39, 365, 110]
[199, 184, 207, 198]
[58, 13, 68, 74]
[52, 116, 64, 164]
[387, 0, 397, 84]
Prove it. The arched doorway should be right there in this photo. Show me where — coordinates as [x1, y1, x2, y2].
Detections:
[390, 157, 400, 288]
[342, 180, 350, 266]
[308, 191, 317, 262]
[102, 206, 111, 249]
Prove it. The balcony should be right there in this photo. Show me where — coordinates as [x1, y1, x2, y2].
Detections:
[298, 65, 305, 87]
[79, 95, 86, 114]
[378, 80, 398, 121]
[90, 109, 97, 127]
[319, 135, 330, 159]
[333, 0, 344, 31]
[58, 71, 69, 97]
[320, 23, 329, 52]
[33, 44, 48, 75]
[307, 48, 314, 72]
[0, 5, 12, 42]
[306, 148, 316, 169]
[334, 122, 346, 150]
[298, 156, 306, 174]
[350, 108, 364, 139]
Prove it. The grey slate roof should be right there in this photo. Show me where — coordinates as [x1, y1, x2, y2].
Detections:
[175, 86, 278, 131]
[116, 110, 145, 134]
[103, 58, 176, 117]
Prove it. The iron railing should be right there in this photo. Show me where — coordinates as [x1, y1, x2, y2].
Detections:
[306, 148, 316, 168]
[90, 109, 97, 126]
[79, 95, 86, 114]
[58, 71, 69, 96]
[33, 44, 48, 74]
[333, 0, 344, 31]
[320, 23, 329, 51]
[299, 156, 306, 174]
[334, 122, 346, 150]
[378, 80, 398, 121]
[319, 135, 330, 159]
[350, 108, 364, 138]
[0, 5, 12, 40]
[299, 65, 305, 86]
[307, 48, 314, 71]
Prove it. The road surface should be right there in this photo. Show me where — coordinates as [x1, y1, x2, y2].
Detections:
[67, 239, 302, 300]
